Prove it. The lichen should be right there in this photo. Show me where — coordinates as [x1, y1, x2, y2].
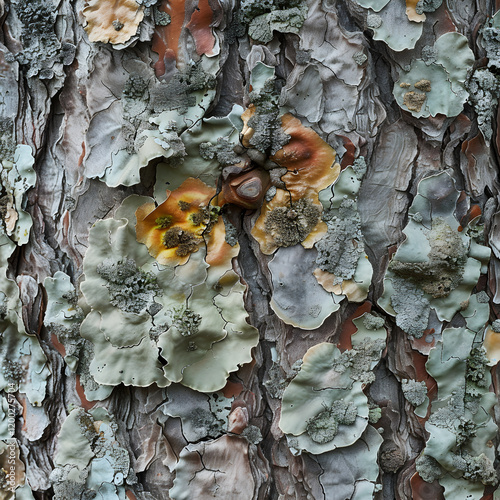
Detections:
[246, 79, 291, 155]
[96, 258, 162, 315]
[151, 63, 216, 115]
[315, 199, 364, 281]
[390, 218, 467, 299]
[331, 338, 386, 385]
[401, 379, 427, 406]
[452, 453, 498, 486]
[389, 276, 430, 338]
[199, 138, 241, 166]
[362, 313, 385, 331]
[306, 401, 358, 444]
[416, 455, 443, 483]
[264, 197, 321, 248]
[415, 0, 443, 14]
[172, 308, 202, 337]
[467, 69, 500, 142]
[123, 74, 149, 100]
[492, 319, 500, 333]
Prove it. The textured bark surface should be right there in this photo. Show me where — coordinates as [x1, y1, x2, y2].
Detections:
[1, 0, 500, 499]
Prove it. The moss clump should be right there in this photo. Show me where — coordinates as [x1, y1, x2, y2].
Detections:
[265, 198, 321, 248]
[96, 258, 162, 314]
[172, 309, 202, 337]
[155, 215, 173, 229]
[162, 227, 199, 256]
[306, 400, 358, 444]
[401, 379, 427, 406]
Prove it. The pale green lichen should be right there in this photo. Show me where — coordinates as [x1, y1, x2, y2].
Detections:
[491, 319, 500, 333]
[482, 12, 500, 70]
[247, 78, 290, 155]
[467, 69, 500, 142]
[416, 455, 443, 483]
[306, 401, 358, 444]
[199, 138, 240, 166]
[316, 199, 363, 281]
[96, 258, 162, 315]
[331, 337, 386, 385]
[415, 0, 443, 14]
[123, 74, 148, 100]
[452, 453, 497, 486]
[401, 379, 427, 407]
[362, 313, 384, 331]
[151, 63, 216, 115]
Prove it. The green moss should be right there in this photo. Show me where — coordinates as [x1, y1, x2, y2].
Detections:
[401, 379, 427, 406]
[265, 197, 321, 248]
[96, 258, 162, 314]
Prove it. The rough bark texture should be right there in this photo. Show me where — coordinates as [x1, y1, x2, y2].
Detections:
[1, 0, 500, 499]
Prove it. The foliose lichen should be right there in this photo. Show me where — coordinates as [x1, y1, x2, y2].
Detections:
[362, 313, 385, 331]
[264, 197, 321, 248]
[315, 199, 364, 281]
[401, 379, 427, 406]
[306, 400, 358, 444]
[415, 0, 443, 14]
[199, 138, 241, 166]
[151, 63, 216, 115]
[96, 258, 162, 315]
[416, 455, 443, 483]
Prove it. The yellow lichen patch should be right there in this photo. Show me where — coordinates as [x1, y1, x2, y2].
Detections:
[136, 177, 221, 266]
[313, 269, 368, 303]
[271, 114, 340, 201]
[83, 0, 145, 45]
[405, 0, 426, 22]
[251, 189, 327, 255]
[483, 326, 500, 366]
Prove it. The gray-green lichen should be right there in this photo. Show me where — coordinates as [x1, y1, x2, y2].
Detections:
[51, 407, 131, 499]
[199, 137, 240, 166]
[12, 0, 73, 78]
[306, 400, 358, 444]
[151, 63, 216, 115]
[96, 258, 162, 315]
[316, 199, 363, 281]
[393, 33, 474, 118]
[247, 78, 290, 155]
[379, 172, 491, 338]
[415, 0, 443, 14]
[264, 197, 321, 248]
[79, 195, 258, 393]
[279, 315, 386, 454]
[467, 69, 500, 142]
[416, 455, 443, 483]
[362, 313, 384, 331]
[481, 11, 500, 71]
[401, 379, 427, 407]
